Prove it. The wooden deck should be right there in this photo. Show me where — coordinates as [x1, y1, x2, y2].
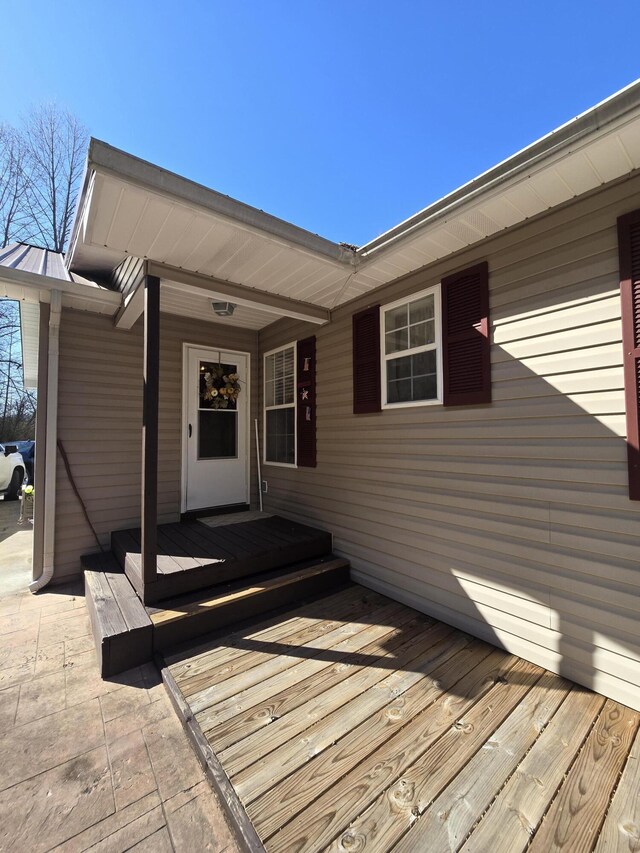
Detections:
[111, 514, 333, 601]
[161, 584, 640, 853]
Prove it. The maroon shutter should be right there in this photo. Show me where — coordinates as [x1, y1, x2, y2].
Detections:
[441, 261, 491, 406]
[352, 306, 381, 414]
[296, 336, 316, 467]
[618, 209, 640, 500]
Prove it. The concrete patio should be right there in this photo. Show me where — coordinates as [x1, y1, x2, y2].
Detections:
[0, 580, 240, 852]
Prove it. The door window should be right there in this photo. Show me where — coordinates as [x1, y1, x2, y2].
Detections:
[198, 360, 240, 460]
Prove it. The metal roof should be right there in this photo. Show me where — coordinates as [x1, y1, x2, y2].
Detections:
[0, 243, 101, 287]
[0, 244, 120, 391]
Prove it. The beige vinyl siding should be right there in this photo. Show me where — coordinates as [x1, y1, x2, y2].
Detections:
[258, 171, 640, 711]
[54, 310, 258, 582]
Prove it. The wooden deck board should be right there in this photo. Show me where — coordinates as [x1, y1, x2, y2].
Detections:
[257, 648, 512, 849]
[325, 656, 544, 853]
[165, 585, 373, 672]
[528, 699, 640, 853]
[178, 596, 405, 700]
[594, 723, 640, 852]
[185, 589, 389, 711]
[162, 585, 640, 853]
[391, 670, 573, 853]
[215, 603, 423, 761]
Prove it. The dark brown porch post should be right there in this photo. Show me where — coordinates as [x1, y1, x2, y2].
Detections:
[141, 273, 160, 601]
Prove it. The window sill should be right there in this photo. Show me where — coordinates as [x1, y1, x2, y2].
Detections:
[263, 461, 298, 469]
[381, 398, 442, 410]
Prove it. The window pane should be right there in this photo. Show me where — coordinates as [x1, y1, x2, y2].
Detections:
[387, 356, 411, 380]
[409, 295, 434, 324]
[385, 327, 408, 354]
[265, 408, 295, 464]
[385, 304, 408, 332]
[409, 321, 435, 349]
[413, 374, 437, 400]
[386, 350, 437, 403]
[264, 379, 274, 407]
[283, 373, 294, 405]
[199, 411, 237, 459]
[265, 354, 275, 382]
[388, 378, 412, 403]
[412, 349, 437, 376]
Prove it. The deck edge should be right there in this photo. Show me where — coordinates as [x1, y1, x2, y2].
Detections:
[156, 652, 266, 853]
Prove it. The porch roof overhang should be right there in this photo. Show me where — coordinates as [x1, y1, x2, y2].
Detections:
[66, 79, 640, 324]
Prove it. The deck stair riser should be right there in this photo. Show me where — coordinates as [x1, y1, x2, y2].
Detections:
[82, 552, 153, 677]
[150, 557, 350, 649]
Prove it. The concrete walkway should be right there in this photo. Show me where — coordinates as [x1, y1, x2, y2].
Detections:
[0, 499, 33, 597]
[0, 581, 240, 852]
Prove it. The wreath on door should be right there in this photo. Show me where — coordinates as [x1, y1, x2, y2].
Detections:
[201, 364, 241, 410]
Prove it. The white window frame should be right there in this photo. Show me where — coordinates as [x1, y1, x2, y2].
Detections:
[263, 341, 297, 468]
[380, 284, 443, 409]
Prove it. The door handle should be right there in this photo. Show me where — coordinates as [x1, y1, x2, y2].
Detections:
[188, 423, 192, 438]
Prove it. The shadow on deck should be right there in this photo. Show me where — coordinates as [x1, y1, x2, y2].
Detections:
[81, 514, 349, 677]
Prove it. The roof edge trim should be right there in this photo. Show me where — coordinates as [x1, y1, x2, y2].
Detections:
[358, 78, 640, 257]
[74, 140, 354, 267]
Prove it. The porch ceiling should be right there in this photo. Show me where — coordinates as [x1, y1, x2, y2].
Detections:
[160, 283, 278, 330]
[68, 80, 640, 316]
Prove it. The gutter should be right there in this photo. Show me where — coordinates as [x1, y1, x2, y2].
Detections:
[358, 78, 640, 258]
[30, 289, 61, 593]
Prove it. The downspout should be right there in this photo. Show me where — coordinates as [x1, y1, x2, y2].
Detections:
[30, 289, 61, 592]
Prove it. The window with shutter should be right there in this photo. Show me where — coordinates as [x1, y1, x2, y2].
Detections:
[380, 286, 442, 407]
[617, 209, 640, 500]
[353, 306, 381, 414]
[352, 263, 490, 413]
[296, 336, 316, 467]
[441, 261, 491, 406]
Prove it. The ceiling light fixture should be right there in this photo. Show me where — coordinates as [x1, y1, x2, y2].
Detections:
[211, 301, 236, 317]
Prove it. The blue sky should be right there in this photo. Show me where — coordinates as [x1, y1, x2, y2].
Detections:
[2, 1, 639, 246]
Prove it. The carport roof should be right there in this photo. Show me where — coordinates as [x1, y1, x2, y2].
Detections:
[0, 244, 119, 391]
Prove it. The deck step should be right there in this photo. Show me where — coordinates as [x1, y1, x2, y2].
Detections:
[82, 551, 153, 677]
[111, 515, 333, 602]
[149, 555, 351, 650]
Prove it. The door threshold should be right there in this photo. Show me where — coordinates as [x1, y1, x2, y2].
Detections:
[181, 503, 250, 522]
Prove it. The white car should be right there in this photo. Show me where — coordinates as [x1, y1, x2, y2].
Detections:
[0, 444, 25, 501]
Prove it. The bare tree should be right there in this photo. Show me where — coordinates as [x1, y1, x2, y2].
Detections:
[21, 104, 88, 252]
[0, 105, 88, 435]
[0, 299, 35, 440]
[0, 123, 29, 247]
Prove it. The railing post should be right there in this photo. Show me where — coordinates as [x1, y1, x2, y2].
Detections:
[141, 273, 160, 601]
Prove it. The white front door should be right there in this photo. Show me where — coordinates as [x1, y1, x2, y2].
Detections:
[184, 345, 249, 512]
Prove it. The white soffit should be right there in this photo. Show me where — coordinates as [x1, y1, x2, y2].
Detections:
[72, 161, 354, 310]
